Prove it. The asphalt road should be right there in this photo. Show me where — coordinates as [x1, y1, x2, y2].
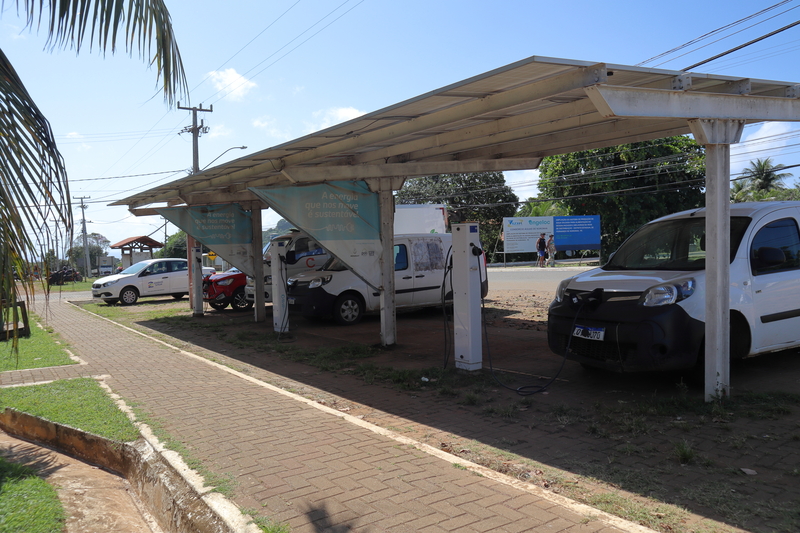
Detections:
[486, 265, 595, 293]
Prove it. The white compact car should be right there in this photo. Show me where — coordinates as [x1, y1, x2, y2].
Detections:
[92, 258, 213, 305]
[548, 202, 800, 372]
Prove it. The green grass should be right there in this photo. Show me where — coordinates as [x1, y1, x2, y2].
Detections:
[0, 457, 65, 533]
[0, 378, 140, 442]
[44, 279, 95, 292]
[0, 320, 76, 371]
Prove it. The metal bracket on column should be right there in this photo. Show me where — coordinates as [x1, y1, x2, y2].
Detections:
[688, 119, 745, 145]
[672, 74, 692, 91]
[366, 177, 406, 193]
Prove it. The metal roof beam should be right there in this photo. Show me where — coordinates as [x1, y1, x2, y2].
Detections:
[586, 85, 800, 120]
[249, 158, 543, 183]
[141, 63, 607, 204]
[347, 98, 599, 166]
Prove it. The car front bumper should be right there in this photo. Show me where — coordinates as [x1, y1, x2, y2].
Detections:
[547, 290, 704, 372]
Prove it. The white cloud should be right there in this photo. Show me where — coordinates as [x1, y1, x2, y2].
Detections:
[65, 131, 91, 150]
[207, 124, 232, 138]
[252, 116, 293, 142]
[304, 107, 366, 134]
[505, 169, 541, 201]
[206, 69, 257, 101]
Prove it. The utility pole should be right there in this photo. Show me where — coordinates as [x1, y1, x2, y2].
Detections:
[73, 196, 92, 278]
[178, 103, 213, 316]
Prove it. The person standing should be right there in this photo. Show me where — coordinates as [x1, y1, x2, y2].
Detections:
[547, 234, 556, 267]
[536, 233, 547, 268]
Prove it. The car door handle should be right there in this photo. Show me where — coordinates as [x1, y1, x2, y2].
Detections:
[415, 275, 424, 278]
[402, 276, 412, 279]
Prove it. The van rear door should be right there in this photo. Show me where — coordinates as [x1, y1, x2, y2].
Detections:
[408, 236, 448, 306]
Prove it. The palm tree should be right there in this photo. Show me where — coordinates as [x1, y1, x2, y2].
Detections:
[739, 157, 793, 194]
[1, 1, 187, 346]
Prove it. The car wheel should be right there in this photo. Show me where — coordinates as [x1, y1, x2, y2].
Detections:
[209, 301, 229, 310]
[333, 292, 364, 325]
[119, 287, 139, 306]
[231, 289, 253, 311]
[172, 293, 186, 300]
[103, 299, 118, 305]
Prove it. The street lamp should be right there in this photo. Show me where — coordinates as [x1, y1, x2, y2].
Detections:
[202, 145, 247, 171]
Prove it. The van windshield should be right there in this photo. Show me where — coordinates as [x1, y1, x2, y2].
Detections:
[604, 216, 751, 271]
[321, 256, 348, 272]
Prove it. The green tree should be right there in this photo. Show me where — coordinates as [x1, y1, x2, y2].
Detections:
[538, 136, 705, 257]
[1, 1, 187, 345]
[159, 231, 188, 259]
[395, 172, 518, 262]
[515, 199, 565, 217]
[731, 157, 793, 202]
[68, 233, 111, 271]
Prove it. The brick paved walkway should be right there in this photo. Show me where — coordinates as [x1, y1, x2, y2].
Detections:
[3, 294, 653, 533]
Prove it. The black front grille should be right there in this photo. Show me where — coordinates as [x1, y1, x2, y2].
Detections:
[565, 335, 634, 363]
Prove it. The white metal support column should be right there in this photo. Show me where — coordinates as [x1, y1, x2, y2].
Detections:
[251, 204, 266, 323]
[189, 234, 204, 317]
[688, 119, 745, 401]
[378, 188, 396, 346]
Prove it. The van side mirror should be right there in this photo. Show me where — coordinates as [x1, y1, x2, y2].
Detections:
[284, 251, 296, 264]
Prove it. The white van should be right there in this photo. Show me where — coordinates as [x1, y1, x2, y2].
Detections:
[244, 230, 330, 303]
[548, 202, 800, 372]
[286, 233, 488, 325]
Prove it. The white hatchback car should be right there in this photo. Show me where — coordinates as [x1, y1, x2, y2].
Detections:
[92, 258, 213, 305]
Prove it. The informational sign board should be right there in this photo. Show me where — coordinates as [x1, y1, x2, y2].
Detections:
[156, 204, 255, 276]
[250, 181, 383, 289]
[502, 215, 601, 252]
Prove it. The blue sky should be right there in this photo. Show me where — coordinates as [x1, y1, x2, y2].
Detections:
[3, 0, 800, 247]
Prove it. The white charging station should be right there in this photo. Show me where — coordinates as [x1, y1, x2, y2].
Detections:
[452, 222, 483, 371]
[271, 239, 289, 333]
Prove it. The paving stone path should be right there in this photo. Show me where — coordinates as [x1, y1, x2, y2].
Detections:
[1, 294, 653, 533]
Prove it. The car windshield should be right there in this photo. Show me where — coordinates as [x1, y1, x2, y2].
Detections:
[119, 262, 150, 275]
[604, 216, 751, 271]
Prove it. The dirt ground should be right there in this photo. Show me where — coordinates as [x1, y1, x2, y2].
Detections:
[63, 289, 800, 532]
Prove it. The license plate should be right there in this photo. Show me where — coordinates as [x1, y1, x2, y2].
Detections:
[573, 325, 605, 341]
[287, 297, 296, 305]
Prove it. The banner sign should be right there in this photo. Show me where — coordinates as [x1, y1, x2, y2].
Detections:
[249, 181, 383, 289]
[503, 215, 600, 252]
[156, 204, 255, 276]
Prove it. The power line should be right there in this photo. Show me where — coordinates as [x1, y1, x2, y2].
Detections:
[636, 0, 795, 66]
[683, 18, 800, 71]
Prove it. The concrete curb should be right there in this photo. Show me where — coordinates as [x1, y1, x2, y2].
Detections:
[0, 409, 259, 533]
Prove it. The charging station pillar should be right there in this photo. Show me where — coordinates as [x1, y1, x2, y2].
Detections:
[452, 223, 482, 371]
[271, 240, 289, 333]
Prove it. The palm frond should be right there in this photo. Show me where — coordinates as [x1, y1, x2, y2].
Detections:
[0, 48, 71, 348]
[12, 0, 187, 104]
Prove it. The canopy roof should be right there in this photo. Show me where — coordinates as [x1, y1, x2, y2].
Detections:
[110, 236, 164, 249]
[114, 55, 800, 211]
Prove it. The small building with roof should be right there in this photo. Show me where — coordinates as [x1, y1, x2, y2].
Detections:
[110, 236, 164, 268]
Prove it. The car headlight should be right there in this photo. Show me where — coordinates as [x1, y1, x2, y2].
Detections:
[641, 279, 695, 307]
[246, 277, 254, 287]
[265, 275, 272, 284]
[555, 278, 571, 303]
[217, 278, 234, 286]
[308, 275, 332, 289]
[102, 279, 119, 288]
